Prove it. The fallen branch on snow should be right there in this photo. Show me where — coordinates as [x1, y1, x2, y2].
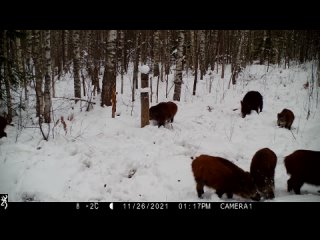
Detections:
[53, 97, 96, 104]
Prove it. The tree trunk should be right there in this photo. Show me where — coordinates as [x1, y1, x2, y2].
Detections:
[192, 31, 199, 96]
[93, 64, 100, 95]
[73, 30, 81, 103]
[63, 30, 69, 72]
[153, 30, 160, 103]
[173, 30, 184, 101]
[230, 30, 245, 87]
[33, 30, 44, 118]
[318, 58, 320, 87]
[112, 83, 116, 118]
[43, 30, 52, 123]
[153, 30, 160, 77]
[260, 30, 267, 64]
[221, 30, 225, 79]
[199, 30, 206, 80]
[150, 74, 153, 103]
[164, 30, 170, 98]
[0, 31, 4, 101]
[141, 30, 148, 65]
[3, 31, 13, 121]
[120, 30, 125, 94]
[101, 30, 117, 107]
[141, 70, 149, 128]
[26, 30, 33, 76]
[16, 30, 26, 90]
[215, 30, 220, 74]
[89, 31, 101, 96]
[189, 30, 194, 72]
[133, 31, 140, 95]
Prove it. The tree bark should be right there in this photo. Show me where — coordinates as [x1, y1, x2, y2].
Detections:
[221, 30, 225, 79]
[192, 31, 199, 96]
[153, 30, 160, 77]
[101, 30, 117, 107]
[199, 30, 206, 80]
[43, 30, 52, 123]
[230, 30, 245, 87]
[173, 30, 184, 101]
[3, 31, 13, 121]
[72, 30, 81, 103]
[63, 30, 69, 72]
[133, 31, 140, 94]
[119, 30, 125, 94]
[33, 30, 44, 118]
[141, 71, 149, 128]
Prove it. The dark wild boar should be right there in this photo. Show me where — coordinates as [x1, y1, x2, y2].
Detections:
[191, 155, 260, 201]
[277, 108, 295, 130]
[149, 101, 178, 128]
[250, 148, 277, 199]
[284, 150, 320, 194]
[0, 116, 8, 138]
[241, 91, 263, 118]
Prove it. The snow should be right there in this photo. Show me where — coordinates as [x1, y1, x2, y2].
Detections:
[139, 65, 150, 74]
[139, 87, 151, 93]
[1, 62, 320, 202]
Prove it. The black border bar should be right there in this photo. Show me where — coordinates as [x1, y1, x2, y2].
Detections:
[1, 202, 320, 216]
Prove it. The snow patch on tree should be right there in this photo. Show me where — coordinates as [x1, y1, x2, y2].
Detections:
[139, 87, 151, 93]
[139, 65, 150, 74]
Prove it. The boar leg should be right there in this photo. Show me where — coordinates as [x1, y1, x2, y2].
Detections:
[196, 181, 205, 198]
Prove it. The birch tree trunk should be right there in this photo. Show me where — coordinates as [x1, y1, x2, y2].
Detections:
[229, 30, 245, 87]
[33, 30, 44, 118]
[43, 30, 52, 123]
[119, 30, 125, 94]
[101, 30, 117, 108]
[92, 31, 101, 95]
[153, 30, 160, 103]
[164, 30, 170, 98]
[132, 31, 140, 102]
[72, 30, 81, 103]
[173, 30, 184, 101]
[2, 31, 13, 121]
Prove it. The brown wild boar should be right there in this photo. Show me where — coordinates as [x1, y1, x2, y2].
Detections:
[284, 150, 320, 194]
[149, 101, 178, 128]
[277, 108, 295, 130]
[241, 91, 263, 118]
[191, 155, 260, 201]
[250, 148, 277, 199]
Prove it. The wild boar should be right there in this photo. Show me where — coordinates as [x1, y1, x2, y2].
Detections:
[192, 154, 260, 201]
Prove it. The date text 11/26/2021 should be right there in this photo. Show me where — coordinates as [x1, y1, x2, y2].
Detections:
[121, 202, 253, 210]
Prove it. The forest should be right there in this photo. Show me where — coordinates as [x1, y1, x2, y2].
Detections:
[1, 30, 319, 131]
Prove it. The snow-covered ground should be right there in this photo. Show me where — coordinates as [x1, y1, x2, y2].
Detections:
[1, 62, 320, 202]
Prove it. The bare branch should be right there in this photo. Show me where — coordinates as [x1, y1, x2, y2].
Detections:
[53, 97, 96, 104]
